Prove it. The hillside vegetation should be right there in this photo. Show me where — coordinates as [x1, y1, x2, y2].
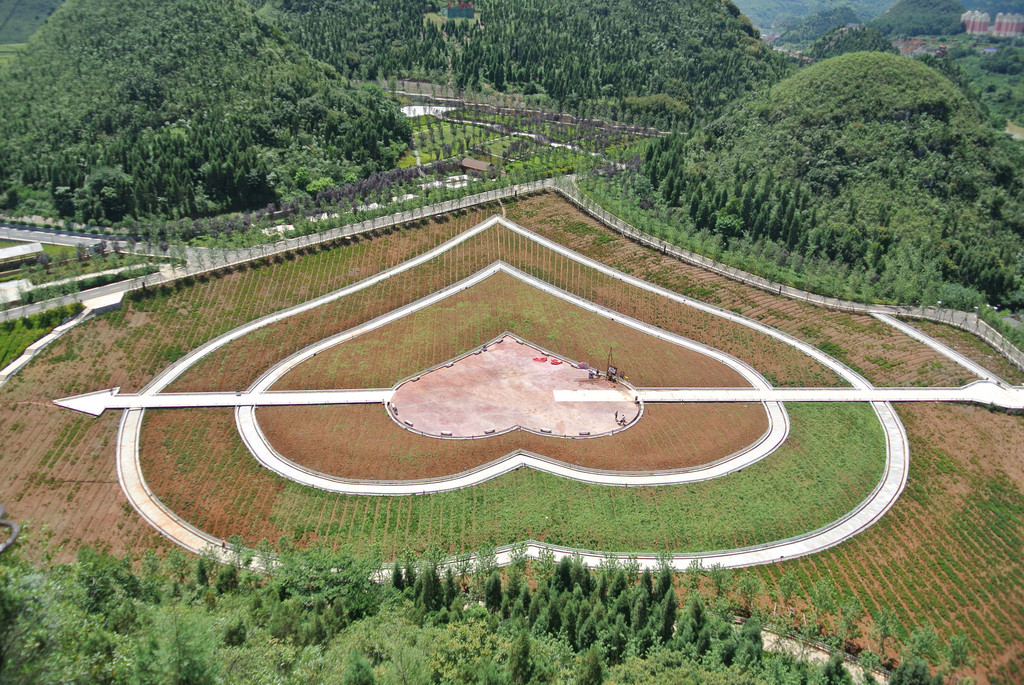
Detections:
[257, 0, 790, 127]
[639, 52, 1024, 307]
[868, 0, 964, 36]
[734, 0, 891, 28]
[961, 0, 1024, 11]
[0, 542, 946, 683]
[0, 0, 411, 224]
[952, 43, 1024, 126]
[774, 6, 861, 48]
[0, 0, 61, 43]
[805, 26, 898, 58]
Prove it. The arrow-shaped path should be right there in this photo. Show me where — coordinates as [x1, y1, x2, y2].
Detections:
[561, 379, 1024, 409]
[57, 378, 1024, 417]
[54, 388, 395, 417]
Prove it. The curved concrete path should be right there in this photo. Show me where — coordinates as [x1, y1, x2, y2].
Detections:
[115, 397, 903, 570]
[224, 261, 789, 493]
[59, 215, 925, 569]
[234, 403, 788, 494]
[0, 504, 20, 555]
[872, 312, 1007, 385]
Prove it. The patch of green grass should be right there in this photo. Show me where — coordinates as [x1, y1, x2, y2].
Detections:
[398, 119, 501, 168]
[815, 340, 842, 356]
[150, 402, 886, 558]
[0, 303, 83, 368]
[0, 0, 61, 43]
[422, 10, 480, 28]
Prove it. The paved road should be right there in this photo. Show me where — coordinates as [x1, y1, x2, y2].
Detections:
[0, 278, 142, 322]
[0, 223, 110, 247]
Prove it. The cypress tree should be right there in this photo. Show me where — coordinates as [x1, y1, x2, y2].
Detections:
[655, 567, 672, 600]
[195, 557, 209, 588]
[416, 563, 443, 614]
[577, 612, 599, 651]
[575, 647, 605, 685]
[657, 587, 677, 644]
[631, 589, 649, 631]
[485, 571, 502, 614]
[443, 569, 459, 608]
[554, 557, 572, 593]
[508, 631, 534, 685]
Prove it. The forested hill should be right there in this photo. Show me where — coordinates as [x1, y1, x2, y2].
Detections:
[642, 52, 1024, 307]
[868, 0, 965, 35]
[0, 0, 411, 224]
[804, 26, 897, 59]
[258, 0, 790, 127]
[733, 0, 891, 28]
[773, 6, 861, 49]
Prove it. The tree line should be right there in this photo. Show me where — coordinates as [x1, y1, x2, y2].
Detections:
[0, 0, 412, 226]
[0, 534, 958, 684]
[636, 52, 1024, 308]
[259, 0, 790, 128]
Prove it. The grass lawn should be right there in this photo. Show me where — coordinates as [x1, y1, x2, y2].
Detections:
[0, 42, 25, 68]
[0, 303, 83, 368]
[141, 401, 885, 557]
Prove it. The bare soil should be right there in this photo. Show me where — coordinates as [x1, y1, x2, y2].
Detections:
[171, 219, 842, 394]
[505, 194, 984, 388]
[273, 271, 753, 391]
[257, 400, 769, 479]
[139, 409, 286, 545]
[751, 402, 1024, 683]
[910, 319, 1024, 385]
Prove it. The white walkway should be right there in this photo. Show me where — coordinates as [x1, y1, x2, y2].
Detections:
[55, 388, 394, 416]
[55, 214, 1006, 570]
[592, 380, 1024, 407]
[59, 377, 1024, 418]
[872, 312, 1005, 384]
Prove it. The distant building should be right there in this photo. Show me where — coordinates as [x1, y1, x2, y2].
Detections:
[993, 12, 1024, 37]
[460, 158, 493, 173]
[962, 10, 991, 34]
[961, 10, 1024, 37]
[441, 2, 474, 20]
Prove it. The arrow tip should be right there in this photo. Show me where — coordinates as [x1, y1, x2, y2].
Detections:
[53, 387, 120, 416]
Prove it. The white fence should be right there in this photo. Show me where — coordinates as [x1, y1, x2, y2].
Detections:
[5, 176, 1023, 375]
[550, 178, 1024, 374]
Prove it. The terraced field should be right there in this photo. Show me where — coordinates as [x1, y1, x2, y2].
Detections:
[1, 191, 1021, 681]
